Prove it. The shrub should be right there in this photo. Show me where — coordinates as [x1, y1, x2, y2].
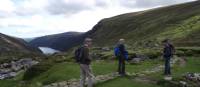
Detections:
[175, 50, 185, 57]
[23, 60, 54, 81]
[143, 51, 162, 59]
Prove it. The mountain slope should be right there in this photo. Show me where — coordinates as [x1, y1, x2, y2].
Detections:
[29, 32, 85, 51]
[86, 1, 200, 47]
[0, 33, 41, 53]
[0, 33, 42, 62]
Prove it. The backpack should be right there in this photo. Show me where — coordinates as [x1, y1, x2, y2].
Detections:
[124, 51, 129, 60]
[114, 47, 120, 57]
[74, 47, 83, 63]
[114, 46, 129, 60]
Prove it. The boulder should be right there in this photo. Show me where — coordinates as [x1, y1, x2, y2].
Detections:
[130, 58, 142, 64]
[179, 81, 187, 87]
[136, 54, 149, 61]
[185, 73, 200, 82]
[101, 47, 110, 51]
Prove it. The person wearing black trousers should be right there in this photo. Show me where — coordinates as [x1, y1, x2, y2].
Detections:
[117, 39, 127, 76]
[162, 39, 175, 76]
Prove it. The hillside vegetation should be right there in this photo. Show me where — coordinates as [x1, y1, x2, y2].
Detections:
[0, 33, 42, 63]
[87, 1, 200, 47]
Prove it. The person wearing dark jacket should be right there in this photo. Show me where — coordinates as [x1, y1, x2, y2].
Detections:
[117, 39, 127, 76]
[162, 39, 175, 76]
[79, 38, 94, 87]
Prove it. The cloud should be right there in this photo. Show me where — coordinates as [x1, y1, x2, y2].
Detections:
[0, 0, 196, 17]
[119, 0, 196, 8]
[0, 0, 197, 38]
[46, 0, 89, 15]
[46, 0, 110, 15]
[0, 0, 15, 12]
[95, 0, 109, 7]
[0, 0, 15, 17]
[13, 0, 48, 16]
[15, 0, 108, 16]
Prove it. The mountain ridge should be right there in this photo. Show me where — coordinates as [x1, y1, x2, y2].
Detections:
[86, 1, 200, 47]
[29, 32, 85, 51]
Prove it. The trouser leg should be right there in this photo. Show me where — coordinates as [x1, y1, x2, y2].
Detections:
[121, 59, 125, 75]
[80, 64, 86, 87]
[167, 58, 171, 75]
[118, 58, 122, 74]
[80, 64, 94, 87]
[86, 65, 94, 87]
[164, 57, 171, 75]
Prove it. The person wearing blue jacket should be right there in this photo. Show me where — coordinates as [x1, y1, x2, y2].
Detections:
[162, 39, 175, 76]
[115, 39, 128, 76]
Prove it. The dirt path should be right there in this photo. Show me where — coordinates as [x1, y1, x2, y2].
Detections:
[43, 72, 120, 87]
[43, 57, 180, 87]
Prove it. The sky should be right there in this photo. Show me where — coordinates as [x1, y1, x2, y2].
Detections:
[0, 0, 196, 38]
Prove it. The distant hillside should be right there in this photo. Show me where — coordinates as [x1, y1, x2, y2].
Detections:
[0, 33, 42, 62]
[29, 32, 85, 51]
[23, 38, 36, 42]
[86, 1, 200, 47]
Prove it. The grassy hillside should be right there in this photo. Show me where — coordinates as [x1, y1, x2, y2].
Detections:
[0, 33, 42, 63]
[87, 1, 200, 47]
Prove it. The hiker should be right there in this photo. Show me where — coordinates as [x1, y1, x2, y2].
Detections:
[76, 38, 94, 87]
[162, 39, 175, 76]
[114, 39, 128, 76]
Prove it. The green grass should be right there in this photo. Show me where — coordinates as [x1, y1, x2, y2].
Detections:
[30, 62, 80, 85]
[172, 57, 200, 78]
[0, 80, 18, 87]
[0, 71, 26, 87]
[96, 77, 161, 87]
[0, 56, 199, 87]
[147, 57, 200, 80]
[96, 57, 200, 87]
[126, 59, 163, 73]
[26, 59, 161, 86]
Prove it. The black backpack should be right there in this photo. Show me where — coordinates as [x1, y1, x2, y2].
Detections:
[74, 47, 84, 63]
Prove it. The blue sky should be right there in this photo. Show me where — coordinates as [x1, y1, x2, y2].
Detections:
[0, 0, 196, 38]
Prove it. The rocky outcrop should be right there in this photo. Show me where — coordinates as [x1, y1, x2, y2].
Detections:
[0, 58, 39, 80]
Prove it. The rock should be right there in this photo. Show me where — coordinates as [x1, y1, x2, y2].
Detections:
[164, 76, 172, 81]
[58, 81, 67, 86]
[51, 83, 58, 87]
[101, 47, 110, 51]
[136, 54, 149, 61]
[179, 81, 187, 87]
[130, 58, 142, 64]
[130, 72, 137, 76]
[43, 72, 119, 87]
[0, 58, 39, 80]
[185, 73, 200, 82]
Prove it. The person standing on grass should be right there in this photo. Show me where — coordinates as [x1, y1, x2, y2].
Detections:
[162, 39, 175, 76]
[79, 38, 94, 87]
[115, 39, 128, 76]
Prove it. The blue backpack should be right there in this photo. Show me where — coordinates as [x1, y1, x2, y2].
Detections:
[114, 47, 129, 60]
[114, 47, 120, 57]
[124, 51, 129, 60]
